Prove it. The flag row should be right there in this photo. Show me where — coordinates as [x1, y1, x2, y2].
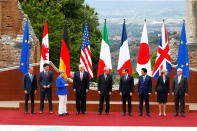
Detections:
[19, 19, 189, 80]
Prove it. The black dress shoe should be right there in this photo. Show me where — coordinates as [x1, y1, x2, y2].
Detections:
[123, 113, 126, 116]
[82, 112, 86, 114]
[181, 113, 185, 117]
[146, 113, 150, 117]
[58, 114, 64, 116]
[76, 112, 80, 115]
[25, 112, 28, 115]
[31, 112, 36, 114]
[98, 112, 102, 115]
[64, 113, 69, 115]
[106, 112, 109, 115]
[139, 113, 142, 116]
[174, 113, 179, 117]
[129, 113, 132, 116]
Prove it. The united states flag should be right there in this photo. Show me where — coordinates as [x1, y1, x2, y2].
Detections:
[80, 21, 93, 79]
[152, 23, 172, 79]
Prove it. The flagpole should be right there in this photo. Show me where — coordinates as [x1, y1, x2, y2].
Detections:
[105, 19, 106, 23]
[183, 19, 185, 23]
[163, 19, 165, 23]
[124, 18, 125, 23]
[144, 19, 146, 23]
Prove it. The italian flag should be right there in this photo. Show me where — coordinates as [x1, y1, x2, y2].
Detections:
[97, 20, 112, 77]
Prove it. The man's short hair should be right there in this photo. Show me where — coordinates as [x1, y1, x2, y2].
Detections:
[177, 68, 183, 72]
[29, 66, 33, 70]
[43, 63, 49, 67]
[79, 64, 84, 68]
[123, 68, 129, 73]
[104, 67, 109, 71]
[141, 68, 147, 73]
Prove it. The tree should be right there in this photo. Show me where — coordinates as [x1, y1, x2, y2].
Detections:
[21, 0, 101, 81]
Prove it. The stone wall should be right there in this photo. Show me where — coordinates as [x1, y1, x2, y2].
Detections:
[0, 0, 40, 68]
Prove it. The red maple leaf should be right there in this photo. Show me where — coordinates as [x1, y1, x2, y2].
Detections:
[41, 44, 49, 61]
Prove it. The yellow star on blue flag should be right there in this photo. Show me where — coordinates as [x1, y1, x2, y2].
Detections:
[19, 20, 30, 75]
[176, 22, 189, 80]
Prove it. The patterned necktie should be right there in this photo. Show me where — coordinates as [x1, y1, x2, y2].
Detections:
[143, 76, 145, 83]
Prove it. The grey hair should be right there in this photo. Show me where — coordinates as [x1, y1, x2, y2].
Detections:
[104, 67, 109, 71]
[177, 68, 183, 72]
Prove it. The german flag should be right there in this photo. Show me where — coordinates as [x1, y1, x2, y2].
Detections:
[59, 22, 70, 79]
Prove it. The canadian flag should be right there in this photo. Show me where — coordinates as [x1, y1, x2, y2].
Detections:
[40, 21, 49, 72]
[117, 20, 132, 76]
[136, 22, 152, 76]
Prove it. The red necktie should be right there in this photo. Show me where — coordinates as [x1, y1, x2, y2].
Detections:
[45, 72, 47, 79]
[80, 72, 83, 80]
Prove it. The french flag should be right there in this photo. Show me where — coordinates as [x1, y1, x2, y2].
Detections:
[117, 20, 132, 76]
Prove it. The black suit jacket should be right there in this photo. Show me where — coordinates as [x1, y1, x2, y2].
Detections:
[38, 71, 53, 92]
[155, 76, 169, 93]
[23, 73, 37, 93]
[119, 75, 134, 94]
[73, 71, 90, 93]
[98, 74, 112, 94]
[172, 75, 188, 95]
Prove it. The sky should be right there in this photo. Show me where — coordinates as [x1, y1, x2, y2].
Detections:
[85, 0, 185, 23]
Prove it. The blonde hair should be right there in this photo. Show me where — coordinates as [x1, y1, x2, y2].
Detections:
[161, 69, 167, 74]
[59, 70, 65, 75]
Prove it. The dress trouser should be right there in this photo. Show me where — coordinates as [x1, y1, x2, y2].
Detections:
[40, 88, 53, 112]
[174, 94, 185, 114]
[76, 92, 86, 113]
[25, 90, 35, 113]
[122, 93, 131, 113]
[58, 95, 67, 115]
[139, 93, 150, 114]
[98, 93, 110, 113]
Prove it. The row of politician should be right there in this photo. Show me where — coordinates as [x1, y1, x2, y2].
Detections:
[23, 63, 188, 117]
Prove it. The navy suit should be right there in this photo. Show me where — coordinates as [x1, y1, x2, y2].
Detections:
[23, 73, 37, 113]
[138, 75, 152, 114]
[38, 71, 53, 112]
[73, 71, 89, 113]
[119, 75, 134, 114]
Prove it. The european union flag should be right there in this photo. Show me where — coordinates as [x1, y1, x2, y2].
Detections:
[176, 22, 189, 80]
[19, 20, 30, 74]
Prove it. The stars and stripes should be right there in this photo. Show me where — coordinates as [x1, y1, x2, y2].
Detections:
[80, 21, 93, 79]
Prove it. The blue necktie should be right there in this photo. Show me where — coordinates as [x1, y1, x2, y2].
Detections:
[30, 74, 33, 82]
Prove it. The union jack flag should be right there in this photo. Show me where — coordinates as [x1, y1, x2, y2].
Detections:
[152, 23, 172, 79]
[80, 20, 93, 79]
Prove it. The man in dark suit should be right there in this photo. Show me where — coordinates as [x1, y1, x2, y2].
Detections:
[138, 68, 152, 116]
[23, 67, 37, 114]
[38, 63, 53, 114]
[119, 68, 134, 116]
[172, 68, 188, 117]
[73, 64, 90, 114]
[98, 67, 112, 115]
